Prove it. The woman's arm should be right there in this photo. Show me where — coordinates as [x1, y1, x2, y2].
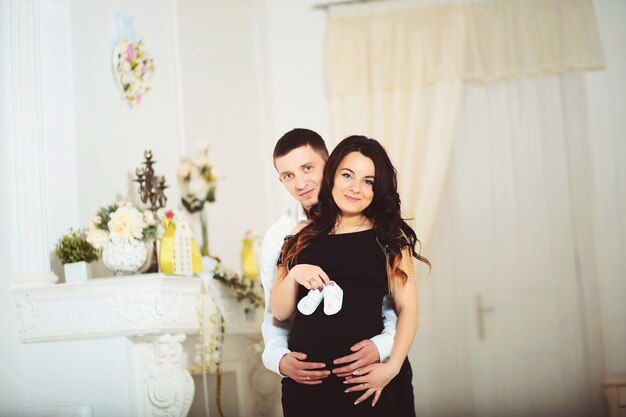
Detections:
[270, 222, 330, 321]
[386, 248, 419, 372]
[344, 247, 419, 406]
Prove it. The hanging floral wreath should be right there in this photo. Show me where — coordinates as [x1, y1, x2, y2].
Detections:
[112, 38, 155, 106]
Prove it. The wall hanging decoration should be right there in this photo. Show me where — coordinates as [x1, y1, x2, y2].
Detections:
[112, 37, 155, 106]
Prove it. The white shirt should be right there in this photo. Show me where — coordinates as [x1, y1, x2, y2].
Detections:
[260, 204, 397, 376]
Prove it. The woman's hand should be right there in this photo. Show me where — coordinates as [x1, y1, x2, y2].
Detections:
[342, 362, 400, 406]
[287, 264, 330, 290]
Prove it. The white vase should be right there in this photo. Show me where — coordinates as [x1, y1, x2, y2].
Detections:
[64, 261, 92, 283]
[102, 239, 148, 276]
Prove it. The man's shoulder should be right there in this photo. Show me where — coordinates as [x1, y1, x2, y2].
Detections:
[264, 211, 298, 247]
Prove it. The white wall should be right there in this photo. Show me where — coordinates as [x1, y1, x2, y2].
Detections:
[176, 0, 273, 268]
[71, 0, 184, 227]
[264, 0, 331, 214]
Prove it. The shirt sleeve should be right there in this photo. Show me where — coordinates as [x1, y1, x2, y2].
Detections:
[260, 218, 293, 376]
[370, 294, 397, 362]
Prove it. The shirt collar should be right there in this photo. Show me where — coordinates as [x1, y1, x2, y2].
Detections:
[296, 204, 307, 223]
[287, 203, 309, 224]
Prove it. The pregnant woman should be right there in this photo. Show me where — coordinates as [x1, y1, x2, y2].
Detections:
[272, 135, 429, 417]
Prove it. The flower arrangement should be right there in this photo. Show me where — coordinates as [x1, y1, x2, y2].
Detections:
[177, 141, 218, 213]
[55, 228, 99, 265]
[112, 38, 155, 106]
[213, 264, 264, 309]
[87, 201, 158, 248]
[177, 141, 218, 256]
[86, 201, 158, 275]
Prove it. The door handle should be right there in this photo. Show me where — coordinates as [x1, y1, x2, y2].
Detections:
[476, 294, 494, 341]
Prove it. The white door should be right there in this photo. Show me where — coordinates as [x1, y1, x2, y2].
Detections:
[410, 75, 605, 417]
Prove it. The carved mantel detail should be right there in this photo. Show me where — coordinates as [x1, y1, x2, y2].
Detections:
[12, 274, 201, 343]
[133, 333, 194, 417]
[11, 273, 273, 417]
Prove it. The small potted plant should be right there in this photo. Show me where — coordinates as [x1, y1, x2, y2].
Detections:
[55, 228, 99, 283]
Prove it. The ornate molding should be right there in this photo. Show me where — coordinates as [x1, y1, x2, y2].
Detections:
[132, 333, 194, 417]
[6, 0, 56, 278]
[11, 273, 273, 416]
[13, 274, 201, 343]
[12, 274, 263, 343]
[246, 336, 281, 417]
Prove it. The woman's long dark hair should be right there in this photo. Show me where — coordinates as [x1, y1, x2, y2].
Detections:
[282, 135, 430, 285]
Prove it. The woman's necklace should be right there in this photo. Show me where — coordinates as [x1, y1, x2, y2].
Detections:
[333, 216, 369, 234]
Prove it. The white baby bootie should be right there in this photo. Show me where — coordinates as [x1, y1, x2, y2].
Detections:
[323, 281, 343, 315]
[297, 288, 324, 315]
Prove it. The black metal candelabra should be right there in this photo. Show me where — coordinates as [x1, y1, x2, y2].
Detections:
[135, 149, 168, 273]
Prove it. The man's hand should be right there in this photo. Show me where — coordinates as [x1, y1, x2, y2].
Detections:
[331, 339, 380, 378]
[279, 352, 330, 385]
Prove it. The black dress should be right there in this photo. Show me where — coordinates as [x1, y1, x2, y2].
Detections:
[281, 229, 397, 417]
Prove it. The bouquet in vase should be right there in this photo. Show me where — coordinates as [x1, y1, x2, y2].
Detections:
[86, 201, 158, 275]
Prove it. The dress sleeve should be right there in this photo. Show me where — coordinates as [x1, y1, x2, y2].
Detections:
[276, 235, 294, 267]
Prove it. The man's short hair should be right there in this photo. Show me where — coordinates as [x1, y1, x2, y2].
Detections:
[273, 128, 329, 163]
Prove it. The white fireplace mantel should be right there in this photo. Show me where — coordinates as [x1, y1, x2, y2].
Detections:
[11, 273, 278, 417]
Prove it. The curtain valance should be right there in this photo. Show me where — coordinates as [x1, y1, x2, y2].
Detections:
[326, 0, 604, 95]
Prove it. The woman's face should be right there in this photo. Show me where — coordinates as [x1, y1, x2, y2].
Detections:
[332, 151, 375, 216]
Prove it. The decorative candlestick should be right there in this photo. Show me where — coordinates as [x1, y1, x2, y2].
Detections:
[135, 149, 168, 273]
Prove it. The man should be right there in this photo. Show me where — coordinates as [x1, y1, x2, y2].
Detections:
[260, 128, 415, 415]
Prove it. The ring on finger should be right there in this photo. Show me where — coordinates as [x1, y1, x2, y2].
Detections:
[306, 375, 310, 380]
[363, 383, 368, 389]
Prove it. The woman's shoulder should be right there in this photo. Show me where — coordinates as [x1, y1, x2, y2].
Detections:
[377, 226, 415, 250]
[289, 220, 309, 235]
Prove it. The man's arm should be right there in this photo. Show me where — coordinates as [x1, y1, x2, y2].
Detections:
[260, 219, 293, 374]
[371, 294, 397, 361]
[260, 218, 330, 383]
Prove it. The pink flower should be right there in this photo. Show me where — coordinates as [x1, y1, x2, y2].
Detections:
[125, 44, 135, 61]
[165, 209, 174, 219]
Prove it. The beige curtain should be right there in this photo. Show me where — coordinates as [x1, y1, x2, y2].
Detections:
[326, 0, 603, 245]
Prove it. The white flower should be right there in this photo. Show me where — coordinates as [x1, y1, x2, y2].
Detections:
[144, 210, 156, 226]
[188, 172, 209, 199]
[156, 223, 165, 239]
[193, 154, 209, 169]
[177, 162, 192, 181]
[86, 229, 109, 250]
[108, 205, 146, 243]
[93, 216, 102, 225]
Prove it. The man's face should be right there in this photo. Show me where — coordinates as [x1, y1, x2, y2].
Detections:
[274, 145, 326, 211]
